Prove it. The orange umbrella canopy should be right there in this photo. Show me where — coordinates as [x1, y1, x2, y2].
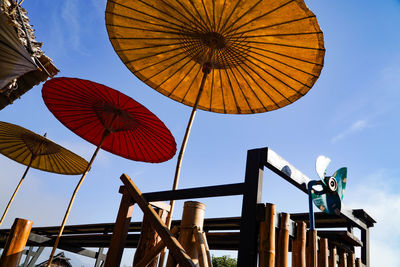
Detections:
[106, 0, 325, 114]
[0, 121, 88, 175]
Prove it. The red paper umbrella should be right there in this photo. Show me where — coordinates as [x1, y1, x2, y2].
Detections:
[42, 77, 176, 265]
[42, 77, 176, 163]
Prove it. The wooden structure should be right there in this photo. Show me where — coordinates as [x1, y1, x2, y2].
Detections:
[0, 147, 376, 266]
[0, 0, 58, 110]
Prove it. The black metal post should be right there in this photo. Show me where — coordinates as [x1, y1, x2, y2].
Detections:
[361, 227, 370, 266]
[237, 148, 266, 267]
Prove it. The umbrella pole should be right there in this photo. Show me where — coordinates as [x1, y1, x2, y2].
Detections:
[46, 132, 109, 267]
[159, 66, 210, 267]
[0, 160, 33, 226]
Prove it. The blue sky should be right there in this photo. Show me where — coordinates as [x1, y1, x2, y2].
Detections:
[1, 1, 400, 266]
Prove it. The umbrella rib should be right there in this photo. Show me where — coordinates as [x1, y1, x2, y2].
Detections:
[220, 0, 263, 36]
[174, 0, 210, 33]
[245, 51, 311, 90]
[218, 0, 242, 34]
[167, 60, 199, 98]
[248, 48, 319, 77]
[250, 45, 324, 66]
[123, 45, 186, 65]
[211, 0, 216, 31]
[231, 64, 268, 112]
[135, 127, 170, 162]
[223, 0, 295, 36]
[189, 0, 212, 33]
[108, 0, 198, 34]
[209, 69, 215, 111]
[106, 22, 187, 36]
[114, 41, 192, 52]
[232, 15, 318, 36]
[233, 57, 283, 108]
[243, 40, 325, 51]
[181, 67, 202, 104]
[245, 31, 323, 38]
[225, 67, 254, 113]
[146, 0, 207, 33]
[223, 48, 266, 112]
[217, 69, 227, 113]
[216, 0, 227, 32]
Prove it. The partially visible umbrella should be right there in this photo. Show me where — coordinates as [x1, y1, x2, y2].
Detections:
[42, 77, 176, 266]
[106, 1, 325, 260]
[0, 121, 88, 226]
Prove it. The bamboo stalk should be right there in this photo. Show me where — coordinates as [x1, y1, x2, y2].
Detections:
[318, 238, 329, 267]
[0, 218, 33, 267]
[259, 203, 276, 267]
[329, 246, 337, 267]
[306, 229, 318, 267]
[46, 131, 109, 267]
[338, 251, 347, 267]
[347, 252, 355, 267]
[159, 67, 211, 267]
[276, 213, 290, 267]
[292, 221, 306, 267]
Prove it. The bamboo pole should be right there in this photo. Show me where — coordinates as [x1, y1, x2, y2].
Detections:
[329, 246, 337, 267]
[306, 229, 318, 267]
[0, 158, 33, 226]
[46, 131, 109, 267]
[0, 218, 33, 267]
[338, 251, 347, 267]
[194, 227, 208, 267]
[160, 65, 211, 267]
[292, 221, 306, 267]
[318, 238, 329, 267]
[347, 252, 355, 267]
[259, 203, 276, 267]
[166, 201, 206, 267]
[276, 213, 290, 267]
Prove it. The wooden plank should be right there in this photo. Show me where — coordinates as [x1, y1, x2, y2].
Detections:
[276, 213, 290, 267]
[292, 221, 306, 267]
[0, 218, 33, 267]
[259, 203, 276, 267]
[355, 257, 362, 267]
[318, 238, 329, 267]
[120, 173, 196, 267]
[347, 252, 355, 267]
[104, 188, 134, 267]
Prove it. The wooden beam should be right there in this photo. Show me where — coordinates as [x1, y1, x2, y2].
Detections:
[120, 173, 196, 267]
[259, 203, 276, 267]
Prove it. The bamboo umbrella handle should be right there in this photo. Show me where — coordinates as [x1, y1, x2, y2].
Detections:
[46, 132, 108, 267]
[0, 159, 33, 227]
[159, 67, 210, 267]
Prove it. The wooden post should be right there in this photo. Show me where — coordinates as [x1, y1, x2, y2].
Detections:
[120, 174, 196, 267]
[276, 213, 290, 267]
[133, 207, 168, 267]
[329, 246, 337, 267]
[166, 201, 206, 267]
[318, 238, 329, 267]
[306, 229, 317, 267]
[347, 252, 355, 267]
[0, 218, 33, 267]
[338, 251, 347, 267]
[104, 187, 134, 267]
[292, 221, 306, 267]
[259, 203, 276, 267]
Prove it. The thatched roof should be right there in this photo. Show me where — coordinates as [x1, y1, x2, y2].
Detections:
[0, 0, 58, 110]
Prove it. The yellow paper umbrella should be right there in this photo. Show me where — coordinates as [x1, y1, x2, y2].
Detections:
[0, 121, 88, 226]
[106, 1, 325, 259]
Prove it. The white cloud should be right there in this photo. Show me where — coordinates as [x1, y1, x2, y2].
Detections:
[331, 119, 368, 143]
[346, 170, 400, 267]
